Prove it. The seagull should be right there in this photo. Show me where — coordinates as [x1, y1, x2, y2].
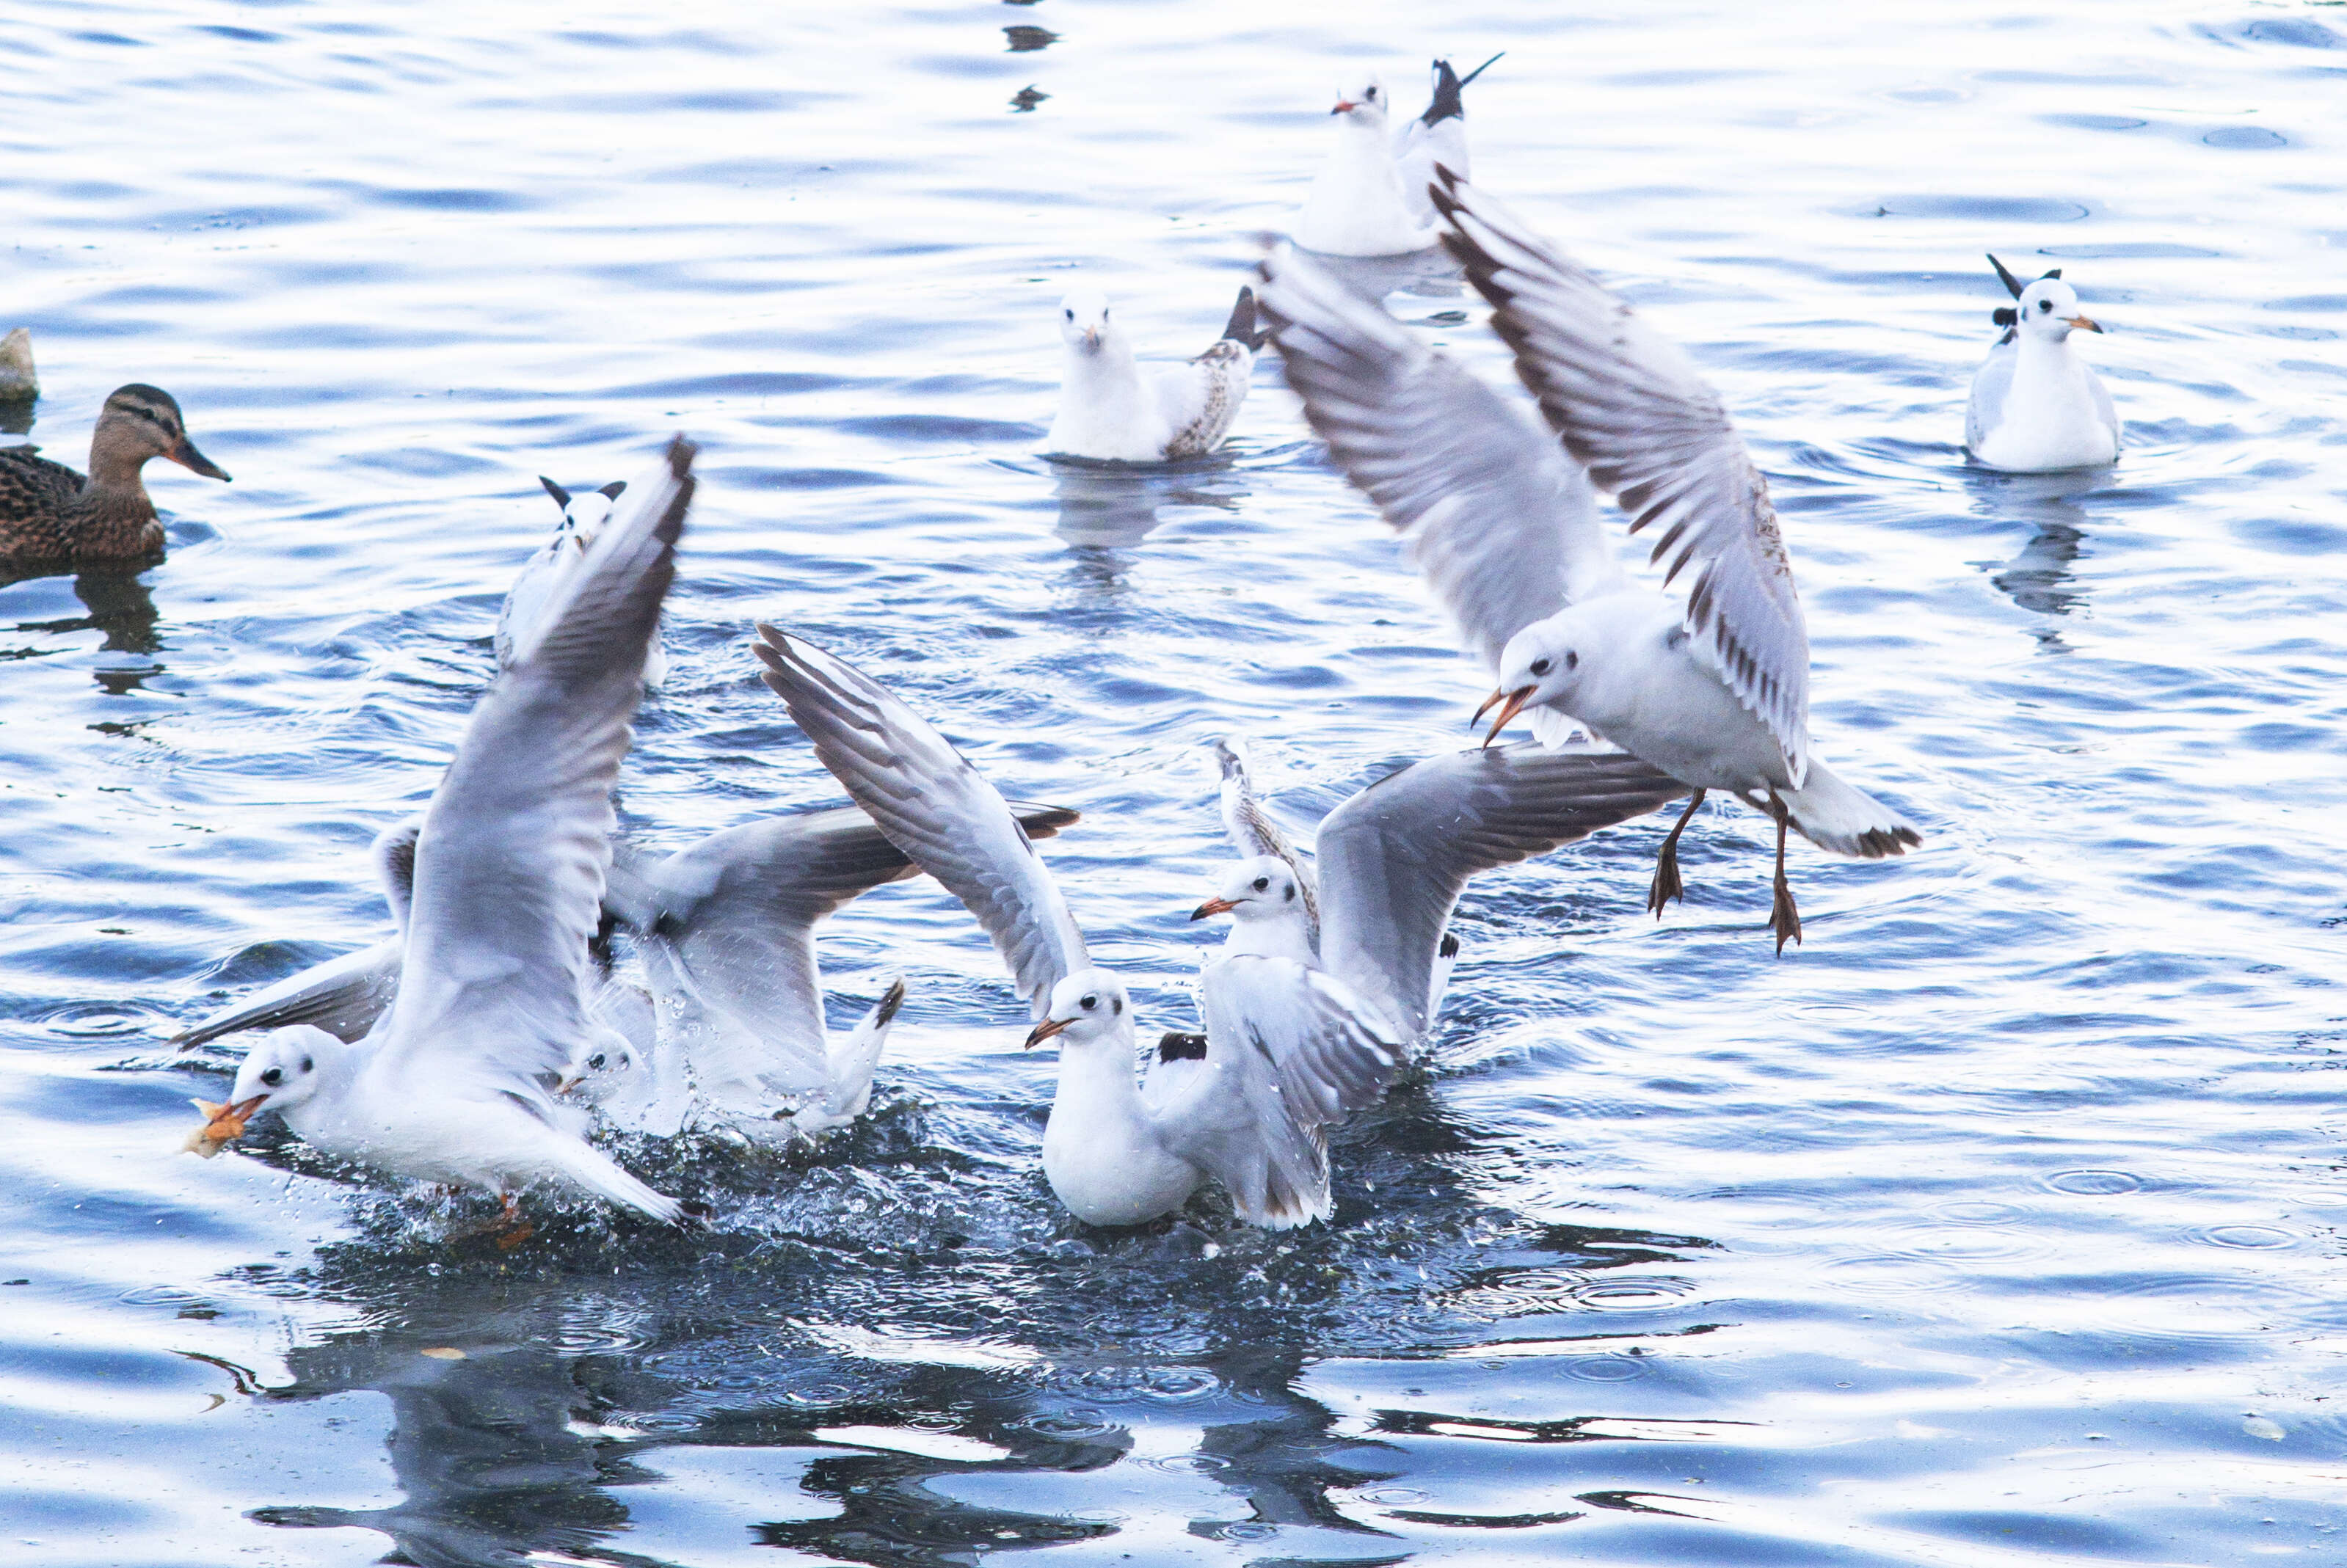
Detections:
[754, 627, 1684, 1227]
[498, 475, 669, 688]
[173, 803, 1080, 1141]
[1046, 286, 1267, 463]
[1196, 739, 1320, 963]
[1258, 173, 1920, 952]
[1294, 79, 1439, 258]
[1392, 54, 1503, 225]
[192, 440, 699, 1222]
[1966, 255, 2119, 473]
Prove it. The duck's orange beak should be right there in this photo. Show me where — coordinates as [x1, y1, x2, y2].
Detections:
[1190, 896, 1238, 921]
[1474, 687, 1533, 749]
[1024, 1016, 1071, 1049]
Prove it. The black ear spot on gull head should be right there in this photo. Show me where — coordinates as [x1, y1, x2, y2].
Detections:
[1157, 1032, 1208, 1062]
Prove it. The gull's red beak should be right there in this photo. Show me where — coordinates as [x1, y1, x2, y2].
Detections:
[1331, 98, 1358, 114]
[2064, 314, 2104, 334]
[1025, 1016, 1071, 1049]
[1474, 687, 1534, 749]
[1190, 896, 1238, 921]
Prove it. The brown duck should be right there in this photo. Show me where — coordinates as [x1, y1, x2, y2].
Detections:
[0, 384, 230, 567]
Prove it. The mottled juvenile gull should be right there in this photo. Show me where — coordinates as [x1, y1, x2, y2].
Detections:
[1047, 287, 1266, 463]
[1967, 255, 2119, 473]
[1259, 172, 1920, 952]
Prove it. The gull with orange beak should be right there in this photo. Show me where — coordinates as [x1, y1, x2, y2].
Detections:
[1259, 172, 1921, 952]
[1294, 77, 1438, 257]
[0, 382, 230, 567]
[181, 440, 700, 1222]
[757, 627, 1420, 1230]
[1967, 255, 2120, 472]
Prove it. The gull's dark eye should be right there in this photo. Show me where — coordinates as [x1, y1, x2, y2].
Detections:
[587, 1054, 607, 1071]
[1529, 657, 1551, 677]
[1080, 993, 1097, 1010]
[1251, 875, 1270, 892]
[299, 1056, 313, 1073]
[260, 1067, 284, 1087]
[1065, 308, 1074, 320]
[2039, 299, 2053, 313]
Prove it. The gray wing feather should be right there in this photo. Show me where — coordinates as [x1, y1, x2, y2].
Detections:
[1966, 340, 2017, 451]
[1317, 744, 1687, 1044]
[381, 438, 694, 1093]
[371, 818, 420, 937]
[1257, 245, 1623, 674]
[1174, 957, 1405, 1228]
[170, 936, 404, 1050]
[752, 627, 1091, 1019]
[1433, 173, 1813, 785]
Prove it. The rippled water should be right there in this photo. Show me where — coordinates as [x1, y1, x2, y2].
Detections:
[5, 1, 2346, 1562]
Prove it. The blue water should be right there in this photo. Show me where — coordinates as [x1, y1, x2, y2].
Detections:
[4, 1, 2345, 1563]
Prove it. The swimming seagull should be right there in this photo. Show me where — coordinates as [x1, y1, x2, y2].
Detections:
[192, 439, 699, 1222]
[1046, 287, 1267, 463]
[754, 628, 1683, 1226]
[1294, 79, 1439, 258]
[1201, 739, 1320, 960]
[1258, 173, 1921, 952]
[1392, 54, 1503, 225]
[498, 475, 669, 688]
[1966, 255, 2119, 473]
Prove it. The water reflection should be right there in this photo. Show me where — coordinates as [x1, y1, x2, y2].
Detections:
[1962, 467, 2106, 646]
[1049, 455, 1250, 549]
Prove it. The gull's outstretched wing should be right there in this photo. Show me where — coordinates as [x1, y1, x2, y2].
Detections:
[1257, 243, 1623, 677]
[616, 801, 1080, 1097]
[1434, 171, 1813, 784]
[1317, 743, 1686, 1043]
[172, 816, 423, 1051]
[1213, 739, 1320, 950]
[379, 437, 694, 1096]
[1162, 955, 1405, 1229]
[753, 626, 1091, 1020]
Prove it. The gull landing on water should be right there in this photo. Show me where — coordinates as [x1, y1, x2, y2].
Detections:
[194, 440, 701, 1223]
[757, 630, 1684, 1228]
[1294, 78, 1438, 258]
[1967, 255, 2119, 474]
[1259, 172, 1921, 952]
[1046, 287, 1266, 463]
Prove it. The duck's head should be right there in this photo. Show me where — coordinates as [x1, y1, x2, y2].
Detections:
[93, 384, 230, 482]
[1330, 78, 1392, 131]
[1025, 969, 1130, 1051]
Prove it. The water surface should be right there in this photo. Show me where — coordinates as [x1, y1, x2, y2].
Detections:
[4, 1, 2345, 1564]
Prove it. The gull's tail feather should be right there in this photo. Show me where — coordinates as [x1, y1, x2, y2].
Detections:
[808, 978, 906, 1132]
[549, 1139, 686, 1223]
[1747, 761, 1921, 860]
[1221, 285, 1270, 353]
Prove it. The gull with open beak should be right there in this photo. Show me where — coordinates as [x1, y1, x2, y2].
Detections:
[1966, 255, 2120, 473]
[1258, 171, 1921, 952]
[1293, 77, 1438, 258]
[184, 440, 699, 1222]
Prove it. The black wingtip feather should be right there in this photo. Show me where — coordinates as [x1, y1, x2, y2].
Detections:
[874, 977, 907, 1027]
[1987, 253, 2026, 299]
[1222, 285, 1270, 351]
[1157, 1031, 1208, 1062]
